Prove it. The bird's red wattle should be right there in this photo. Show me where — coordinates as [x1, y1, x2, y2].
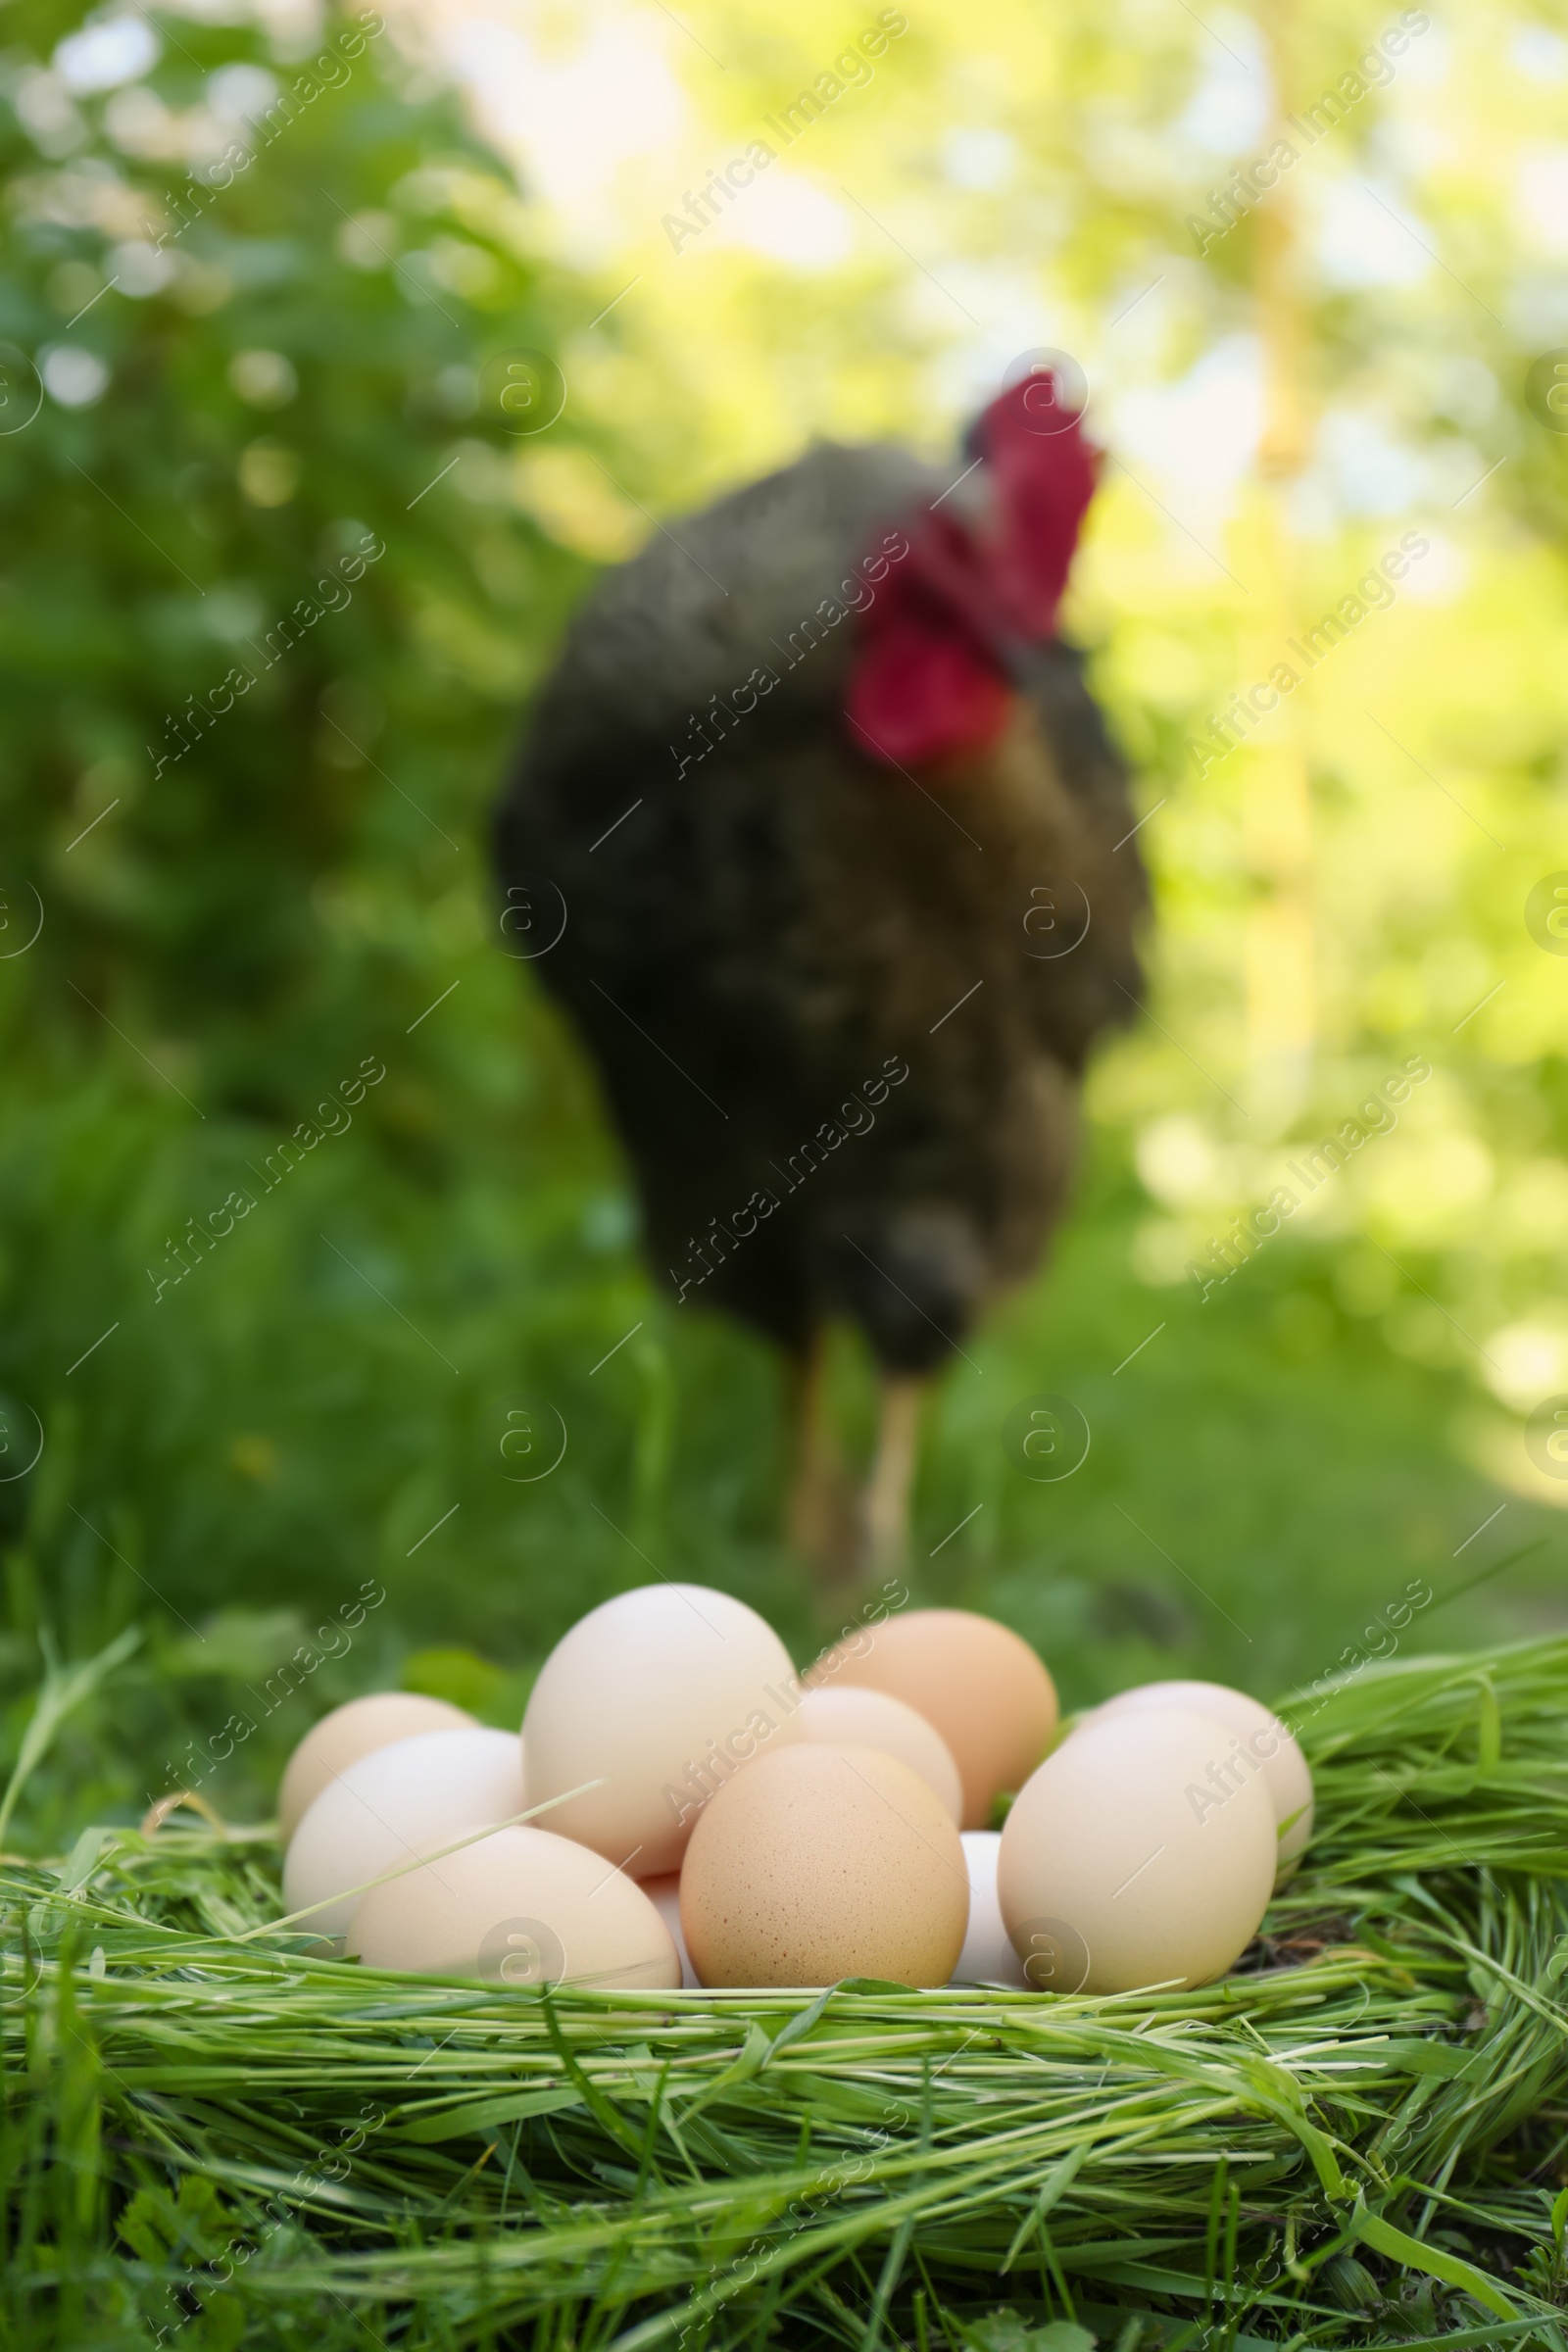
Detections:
[847, 617, 1012, 769]
[848, 373, 1100, 772]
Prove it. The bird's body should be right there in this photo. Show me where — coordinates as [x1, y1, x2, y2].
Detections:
[498, 389, 1147, 1564]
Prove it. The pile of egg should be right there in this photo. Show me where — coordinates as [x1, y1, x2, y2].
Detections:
[277, 1586, 1312, 1996]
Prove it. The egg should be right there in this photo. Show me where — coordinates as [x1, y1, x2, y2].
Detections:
[795, 1686, 963, 1824]
[680, 1743, 968, 1988]
[282, 1728, 525, 1941]
[810, 1608, 1057, 1830]
[1089, 1679, 1314, 1882]
[522, 1583, 802, 1877]
[640, 1872, 698, 1986]
[347, 1824, 680, 1988]
[952, 1831, 1029, 1985]
[277, 1690, 474, 1842]
[998, 1707, 1276, 1995]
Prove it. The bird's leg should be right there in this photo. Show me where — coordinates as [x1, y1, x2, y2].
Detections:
[785, 1331, 858, 1578]
[861, 1374, 925, 1572]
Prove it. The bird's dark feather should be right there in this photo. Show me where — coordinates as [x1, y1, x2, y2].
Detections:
[496, 435, 1147, 1372]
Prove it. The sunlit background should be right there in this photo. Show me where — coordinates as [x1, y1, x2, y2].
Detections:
[3, 0, 1566, 1833]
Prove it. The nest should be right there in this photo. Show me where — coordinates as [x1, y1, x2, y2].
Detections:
[6, 1641, 1568, 2349]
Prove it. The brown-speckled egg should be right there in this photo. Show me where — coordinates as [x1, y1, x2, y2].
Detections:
[810, 1608, 1056, 1829]
[680, 1743, 968, 1988]
[278, 1691, 475, 1842]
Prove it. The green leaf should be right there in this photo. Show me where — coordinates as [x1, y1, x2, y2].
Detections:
[676, 2021, 773, 2122]
[54, 1825, 112, 1892]
[401, 1644, 533, 1724]
[0, 1627, 141, 1848]
[762, 1982, 839, 2061]
[1366, 2037, 1481, 2077]
[1474, 1675, 1502, 1772]
[395, 2087, 583, 2142]
[1001, 2140, 1090, 2273]
[959, 2317, 1096, 2352]
[1353, 2207, 1519, 2323]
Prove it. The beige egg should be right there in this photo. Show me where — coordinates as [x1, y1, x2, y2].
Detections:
[522, 1583, 802, 1877]
[953, 1831, 1028, 1985]
[278, 1691, 474, 1842]
[796, 1686, 963, 1824]
[810, 1608, 1057, 1830]
[282, 1728, 524, 1941]
[1091, 1679, 1314, 1882]
[349, 1825, 680, 1988]
[680, 1743, 968, 1988]
[998, 1706, 1276, 1995]
[639, 1872, 698, 1986]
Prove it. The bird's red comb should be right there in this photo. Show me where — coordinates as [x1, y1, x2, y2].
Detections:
[848, 373, 1100, 771]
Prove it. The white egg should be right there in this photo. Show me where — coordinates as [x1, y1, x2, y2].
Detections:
[796, 1685, 963, 1824]
[998, 1707, 1276, 1995]
[282, 1728, 525, 1941]
[639, 1872, 698, 1986]
[277, 1690, 474, 1842]
[348, 1825, 680, 1990]
[522, 1583, 802, 1877]
[952, 1831, 1029, 1985]
[1088, 1679, 1314, 1882]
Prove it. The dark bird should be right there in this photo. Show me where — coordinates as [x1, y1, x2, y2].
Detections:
[496, 373, 1148, 1571]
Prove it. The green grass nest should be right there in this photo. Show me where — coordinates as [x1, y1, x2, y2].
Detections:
[6, 1640, 1568, 2351]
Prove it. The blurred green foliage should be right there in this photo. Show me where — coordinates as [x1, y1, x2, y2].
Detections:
[0, 0, 1563, 1855]
[0, 0, 612, 1825]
